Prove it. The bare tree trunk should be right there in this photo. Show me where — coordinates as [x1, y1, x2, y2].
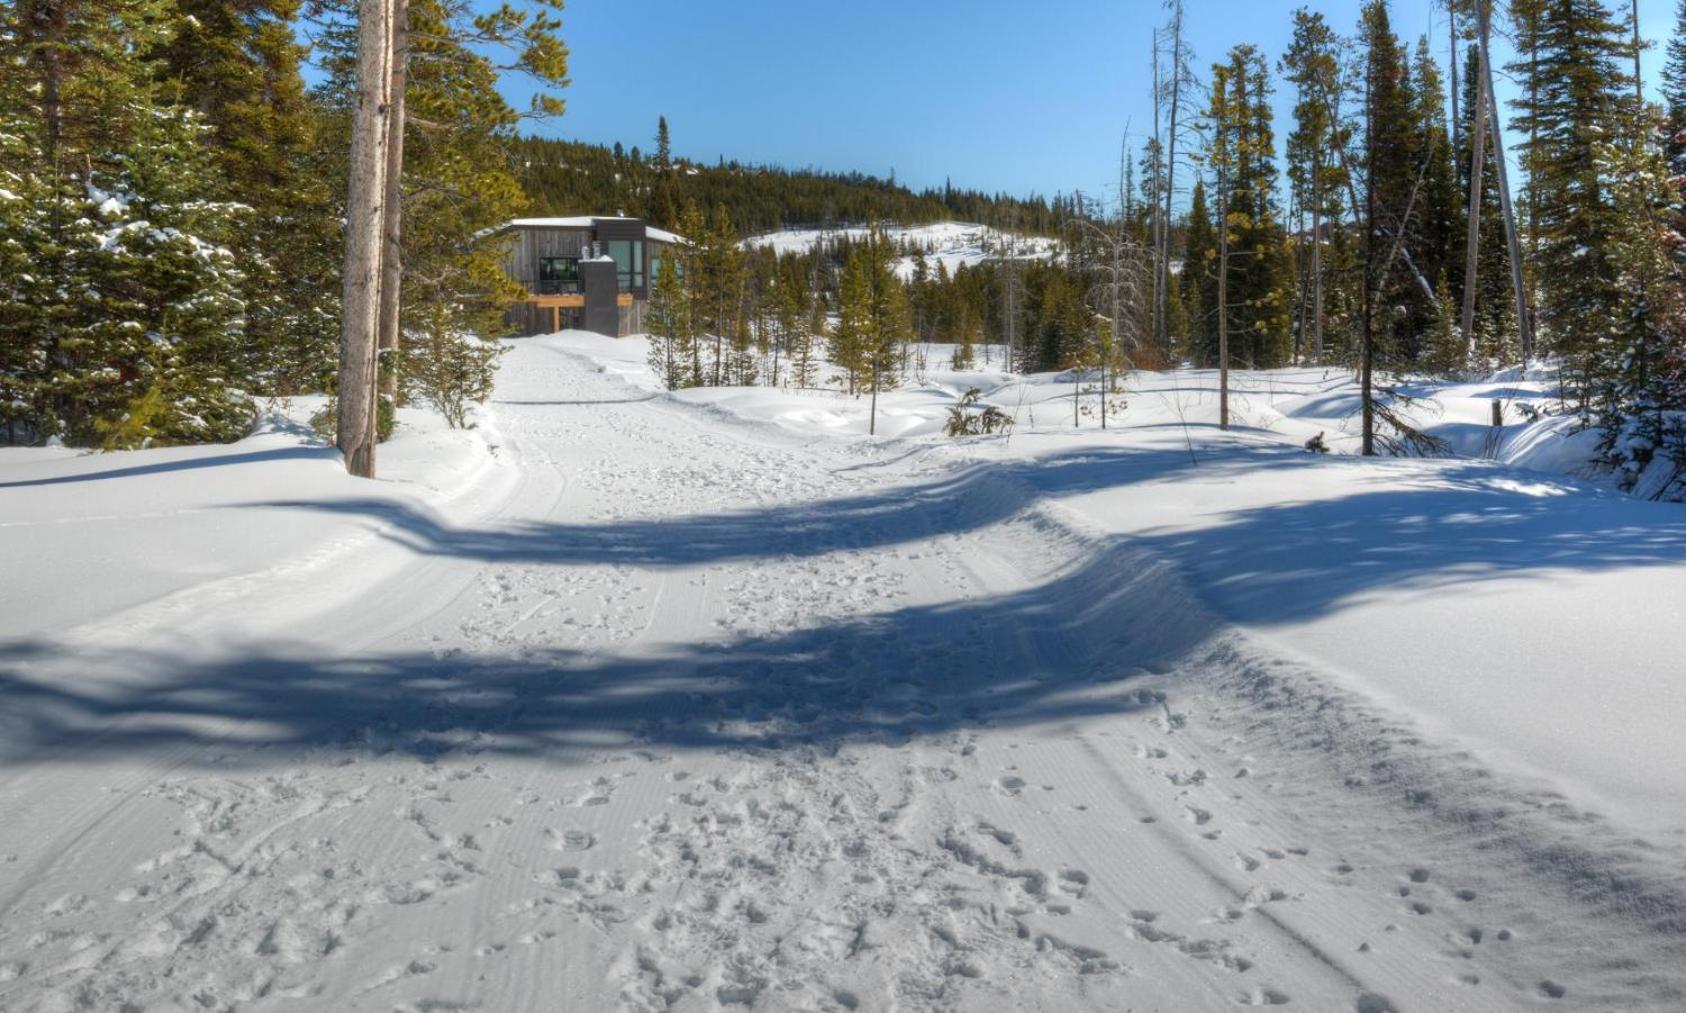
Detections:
[1312, 163, 1324, 361]
[1482, 26, 1533, 370]
[1217, 180, 1230, 431]
[1161, 0, 1185, 360]
[1526, 23, 1541, 340]
[1290, 188, 1306, 363]
[1362, 46, 1376, 457]
[1459, 22, 1489, 362]
[377, 0, 408, 402]
[1151, 40, 1164, 352]
[868, 356, 878, 435]
[337, 0, 395, 478]
[1448, 0, 1461, 155]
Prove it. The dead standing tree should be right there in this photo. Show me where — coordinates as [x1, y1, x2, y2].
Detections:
[1071, 214, 1154, 430]
[1157, 0, 1196, 360]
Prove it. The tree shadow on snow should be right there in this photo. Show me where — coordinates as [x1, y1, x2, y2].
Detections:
[0, 445, 334, 489]
[3, 444, 1681, 767]
[240, 444, 1310, 569]
[1123, 463, 1686, 626]
[0, 539, 1193, 766]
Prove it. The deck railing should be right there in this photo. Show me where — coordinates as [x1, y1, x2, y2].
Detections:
[527, 278, 582, 296]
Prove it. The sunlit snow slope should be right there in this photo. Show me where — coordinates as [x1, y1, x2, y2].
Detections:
[0, 334, 1682, 1012]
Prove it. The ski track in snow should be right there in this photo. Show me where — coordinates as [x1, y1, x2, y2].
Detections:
[1, 341, 1684, 1011]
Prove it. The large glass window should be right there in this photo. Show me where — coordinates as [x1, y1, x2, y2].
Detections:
[537, 257, 579, 294]
[606, 240, 644, 291]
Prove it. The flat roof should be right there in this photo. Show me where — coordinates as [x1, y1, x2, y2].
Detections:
[503, 217, 686, 244]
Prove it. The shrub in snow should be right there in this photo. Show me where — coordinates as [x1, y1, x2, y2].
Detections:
[400, 310, 505, 430]
[309, 394, 396, 445]
[944, 388, 1013, 437]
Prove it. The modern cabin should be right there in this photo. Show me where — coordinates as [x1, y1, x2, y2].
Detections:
[493, 216, 685, 337]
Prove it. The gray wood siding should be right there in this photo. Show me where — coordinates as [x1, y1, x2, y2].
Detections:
[503, 227, 589, 285]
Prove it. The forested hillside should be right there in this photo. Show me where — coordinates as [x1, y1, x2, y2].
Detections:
[507, 128, 1066, 237]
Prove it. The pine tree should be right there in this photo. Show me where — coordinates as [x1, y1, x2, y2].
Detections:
[0, 18, 52, 443]
[1595, 98, 1686, 495]
[155, 0, 339, 396]
[1282, 8, 1349, 365]
[652, 115, 679, 227]
[1407, 34, 1462, 362]
[1512, 0, 1633, 407]
[1427, 271, 1466, 374]
[795, 271, 826, 389]
[832, 248, 871, 394]
[1209, 45, 1293, 369]
[646, 248, 691, 390]
[1359, 0, 1431, 364]
[694, 203, 747, 385]
[1182, 178, 1216, 364]
[951, 302, 979, 370]
[4, 0, 254, 446]
[863, 228, 909, 416]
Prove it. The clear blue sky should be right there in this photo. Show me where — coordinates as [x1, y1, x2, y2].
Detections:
[505, 0, 1677, 206]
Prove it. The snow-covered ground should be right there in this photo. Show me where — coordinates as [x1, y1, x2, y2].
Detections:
[1, 333, 1683, 1011]
[744, 221, 1059, 282]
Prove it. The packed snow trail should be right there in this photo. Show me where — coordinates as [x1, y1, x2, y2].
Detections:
[1, 342, 1684, 1011]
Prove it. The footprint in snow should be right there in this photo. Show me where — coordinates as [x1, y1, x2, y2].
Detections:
[1238, 986, 1292, 1005]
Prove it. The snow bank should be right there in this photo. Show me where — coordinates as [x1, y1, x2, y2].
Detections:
[0, 398, 510, 639]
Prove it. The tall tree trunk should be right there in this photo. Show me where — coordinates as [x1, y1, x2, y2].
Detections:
[1151, 40, 1164, 352]
[1460, 17, 1490, 359]
[1526, 19, 1541, 344]
[377, 0, 408, 401]
[1218, 179, 1230, 431]
[868, 354, 878, 434]
[1312, 164, 1324, 361]
[1481, 21, 1533, 370]
[1162, 0, 1184, 360]
[337, 0, 395, 478]
[1362, 46, 1376, 457]
[1449, 1, 1461, 155]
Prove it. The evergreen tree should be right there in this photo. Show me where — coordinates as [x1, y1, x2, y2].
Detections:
[796, 269, 826, 389]
[1407, 34, 1462, 361]
[155, 0, 339, 395]
[1182, 178, 1216, 364]
[695, 203, 747, 385]
[1359, 0, 1430, 364]
[1282, 7, 1350, 365]
[1511, 0, 1633, 406]
[652, 115, 679, 227]
[865, 227, 910, 399]
[4, 0, 254, 446]
[1596, 101, 1686, 495]
[1209, 45, 1293, 368]
[832, 248, 871, 394]
[646, 247, 691, 390]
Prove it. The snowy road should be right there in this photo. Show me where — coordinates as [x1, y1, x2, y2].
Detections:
[2, 341, 1684, 1011]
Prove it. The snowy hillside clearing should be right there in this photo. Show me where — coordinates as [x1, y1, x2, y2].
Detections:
[0, 335, 1682, 1010]
[744, 221, 1059, 282]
